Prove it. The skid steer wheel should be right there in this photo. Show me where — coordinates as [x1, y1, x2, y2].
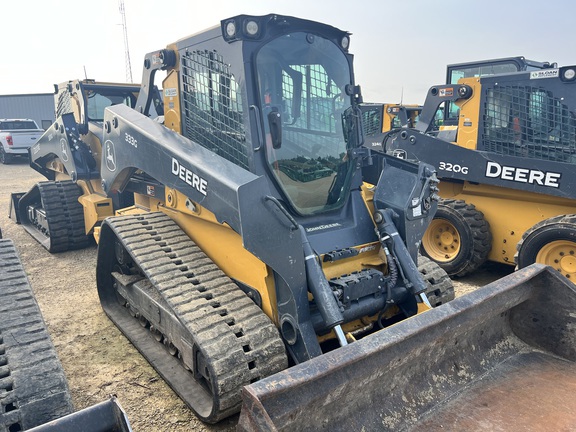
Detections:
[418, 255, 455, 306]
[0, 145, 12, 164]
[421, 199, 491, 278]
[516, 214, 576, 282]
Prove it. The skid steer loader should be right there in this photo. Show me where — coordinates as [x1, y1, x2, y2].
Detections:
[0, 234, 132, 432]
[9, 79, 162, 252]
[86, 13, 459, 425]
[360, 102, 423, 152]
[29, 14, 575, 429]
[382, 59, 576, 279]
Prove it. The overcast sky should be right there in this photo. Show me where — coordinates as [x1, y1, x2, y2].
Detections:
[2, 0, 573, 104]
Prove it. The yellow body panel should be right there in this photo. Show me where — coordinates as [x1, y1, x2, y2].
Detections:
[163, 70, 182, 134]
[115, 185, 400, 335]
[454, 77, 482, 150]
[381, 103, 421, 131]
[440, 181, 576, 265]
[78, 193, 114, 234]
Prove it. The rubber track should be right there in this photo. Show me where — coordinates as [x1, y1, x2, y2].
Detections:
[38, 180, 90, 253]
[417, 255, 455, 306]
[0, 239, 73, 432]
[58, 181, 91, 250]
[104, 212, 287, 421]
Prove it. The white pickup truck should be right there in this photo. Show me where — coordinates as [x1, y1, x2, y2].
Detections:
[0, 118, 44, 164]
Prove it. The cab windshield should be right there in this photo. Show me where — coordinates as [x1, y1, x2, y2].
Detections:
[256, 32, 354, 215]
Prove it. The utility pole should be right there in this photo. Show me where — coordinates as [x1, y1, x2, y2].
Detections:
[119, 0, 133, 83]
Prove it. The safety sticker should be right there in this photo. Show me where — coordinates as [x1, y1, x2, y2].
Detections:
[530, 69, 559, 80]
[412, 198, 422, 217]
[164, 88, 178, 97]
[439, 88, 453, 97]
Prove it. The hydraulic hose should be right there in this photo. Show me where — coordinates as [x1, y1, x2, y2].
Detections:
[374, 209, 427, 296]
[300, 227, 344, 329]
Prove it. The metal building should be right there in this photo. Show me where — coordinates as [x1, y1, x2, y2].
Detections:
[0, 93, 55, 130]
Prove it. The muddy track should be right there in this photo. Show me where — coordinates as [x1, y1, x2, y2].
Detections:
[0, 160, 513, 430]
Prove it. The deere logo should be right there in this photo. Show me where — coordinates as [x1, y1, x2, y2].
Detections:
[60, 139, 69, 162]
[104, 140, 117, 172]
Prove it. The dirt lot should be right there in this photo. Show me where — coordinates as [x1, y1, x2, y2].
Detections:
[0, 159, 513, 430]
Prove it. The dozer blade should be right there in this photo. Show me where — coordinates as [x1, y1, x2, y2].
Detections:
[238, 264, 576, 431]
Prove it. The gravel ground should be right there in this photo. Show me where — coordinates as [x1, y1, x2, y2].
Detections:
[0, 159, 513, 430]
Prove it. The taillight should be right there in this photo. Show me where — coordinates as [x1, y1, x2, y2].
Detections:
[6, 135, 13, 146]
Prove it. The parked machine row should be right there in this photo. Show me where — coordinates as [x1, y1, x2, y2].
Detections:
[6, 14, 576, 430]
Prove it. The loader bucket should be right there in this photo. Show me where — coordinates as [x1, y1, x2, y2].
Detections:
[238, 264, 576, 431]
[26, 397, 132, 432]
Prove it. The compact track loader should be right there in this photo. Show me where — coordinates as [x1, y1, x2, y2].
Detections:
[380, 59, 576, 280]
[86, 13, 460, 425]
[0, 235, 132, 432]
[10, 79, 162, 252]
[21, 15, 576, 429]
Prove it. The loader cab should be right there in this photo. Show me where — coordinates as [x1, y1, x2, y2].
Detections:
[443, 57, 556, 125]
[178, 16, 362, 219]
[254, 29, 356, 215]
[55, 80, 163, 133]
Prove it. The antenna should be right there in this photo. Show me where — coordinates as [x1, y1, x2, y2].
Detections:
[119, 0, 133, 83]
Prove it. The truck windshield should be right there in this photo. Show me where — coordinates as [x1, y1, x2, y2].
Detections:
[0, 120, 38, 129]
[256, 32, 354, 216]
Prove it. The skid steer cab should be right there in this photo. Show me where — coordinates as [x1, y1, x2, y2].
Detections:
[89, 13, 456, 427]
[381, 58, 576, 280]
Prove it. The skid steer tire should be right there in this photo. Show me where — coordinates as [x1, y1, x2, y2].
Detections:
[515, 214, 576, 281]
[421, 199, 491, 278]
[418, 255, 455, 306]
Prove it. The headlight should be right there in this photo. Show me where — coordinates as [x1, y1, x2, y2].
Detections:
[245, 20, 259, 36]
[562, 67, 576, 81]
[225, 21, 237, 38]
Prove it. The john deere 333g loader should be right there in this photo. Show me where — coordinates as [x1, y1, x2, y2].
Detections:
[25, 14, 576, 430]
